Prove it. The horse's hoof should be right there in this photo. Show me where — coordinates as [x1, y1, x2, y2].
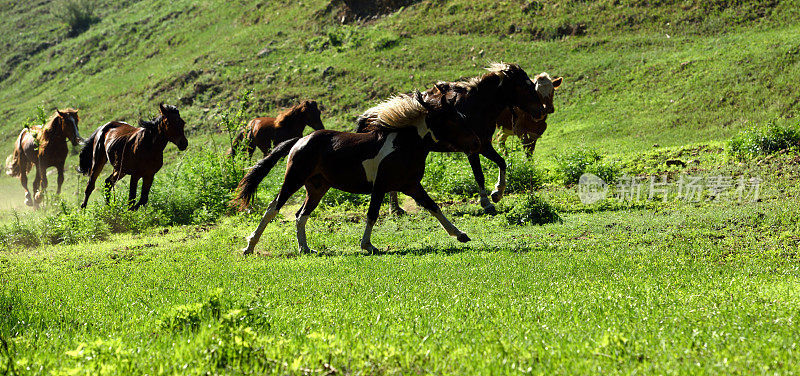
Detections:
[241, 248, 254, 256]
[490, 190, 504, 203]
[482, 203, 497, 215]
[456, 233, 471, 243]
[25, 198, 33, 207]
[298, 247, 318, 255]
[390, 207, 406, 216]
[361, 243, 380, 254]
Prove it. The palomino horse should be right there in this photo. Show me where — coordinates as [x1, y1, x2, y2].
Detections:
[5, 109, 82, 207]
[229, 100, 324, 158]
[235, 91, 480, 255]
[370, 64, 560, 214]
[77, 104, 188, 209]
[494, 74, 562, 157]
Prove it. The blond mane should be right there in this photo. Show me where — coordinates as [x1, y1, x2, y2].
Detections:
[360, 93, 427, 129]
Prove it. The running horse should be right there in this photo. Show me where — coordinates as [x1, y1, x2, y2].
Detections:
[371, 63, 560, 214]
[77, 103, 188, 209]
[5, 109, 82, 207]
[228, 100, 324, 158]
[494, 74, 562, 157]
[234, 91, 480, 255]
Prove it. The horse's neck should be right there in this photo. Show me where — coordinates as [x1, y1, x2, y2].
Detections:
[467, 78, 509, 125]
[41, 121, 65, 141]
[143, 126, 170, 151]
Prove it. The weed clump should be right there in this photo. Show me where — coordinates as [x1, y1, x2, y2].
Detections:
[727, 123, 800, 159]
[504, 194, 561, 226]
[556, 149, 619, 186]
[60, 0, 99, 37]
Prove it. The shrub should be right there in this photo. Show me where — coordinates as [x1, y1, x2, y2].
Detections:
[556, 149, 619, 186]
[504, 193, 561, 226]
[505, 159, 545, 193]
[728, 123, 800, 159]
[60, 0, 99, 37]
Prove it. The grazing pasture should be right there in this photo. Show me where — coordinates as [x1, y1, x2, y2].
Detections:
[2, 0, 800, 374]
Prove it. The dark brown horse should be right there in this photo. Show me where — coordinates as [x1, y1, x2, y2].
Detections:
[368, 64, 559, 214]
[494, 74, 562, 157]
[77, 104, 188, 209]
[5, 109, 82, 207]
[235, 92, 480, 255]
[229, 100, 324, 158]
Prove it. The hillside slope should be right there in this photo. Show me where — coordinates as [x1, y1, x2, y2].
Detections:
[1, 0, 799, 159]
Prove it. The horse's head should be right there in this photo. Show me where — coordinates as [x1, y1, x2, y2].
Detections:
[490, 63, 548, 121]
[158, 103, 188, 151]
[300, 100, 325, 131]
[56, 109, 82, 146]
[532, 73, 563, 115]
[417, 91, 480, 154]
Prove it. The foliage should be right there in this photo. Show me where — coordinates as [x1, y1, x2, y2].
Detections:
[556, 149, 619, 186]
[59, 0, 99, 37]
[504, 193, 561, 225]
[727, 122, 800, 159]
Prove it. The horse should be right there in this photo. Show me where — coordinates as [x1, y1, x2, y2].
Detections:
[77, 103, 188, 209]
[493, 107, 548, 157]
[366, 64, 561, 214]
[234, 91, 480, 255]
[5, 109, 82, 207]
[228, 100, 324, 158]
[494, 74, 562, 157]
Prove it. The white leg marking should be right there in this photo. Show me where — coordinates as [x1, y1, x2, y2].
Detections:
[296, 215, 311, 253]
[243, 201, 279, 254]
[362, 133, 397, 184]
[360, 218, 377, 252]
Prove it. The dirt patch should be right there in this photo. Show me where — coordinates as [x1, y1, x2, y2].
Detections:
[320, 0, 421, 23]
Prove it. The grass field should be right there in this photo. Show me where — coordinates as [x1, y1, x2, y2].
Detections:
[2, 0, 800, 374]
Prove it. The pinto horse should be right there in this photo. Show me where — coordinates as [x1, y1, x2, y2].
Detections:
[235, 92, 480, 255]
[5, 109, 82, 207]
[229, 100, 324, 158]
[77, 104, 188, 209]
[494, 74, 562, 157]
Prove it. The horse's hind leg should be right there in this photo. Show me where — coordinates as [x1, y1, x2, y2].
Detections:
[403, 183, 470, 243]
[388, 192, 405, 215]
[103, 171, 123, 204]
[18, 169, 33, 206]
[295, 182, 329, 254]
[31, 163, 44, 207]
[468, 154, 494, 214]
[360, 190, 386, 253]
[133, 175, 153, 210]
[81, 167, 103, 208]
[242, 174, 306, 255]
[56, 162, 65, 195]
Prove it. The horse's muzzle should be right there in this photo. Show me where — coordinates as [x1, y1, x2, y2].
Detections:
[177, 138, 189, 151]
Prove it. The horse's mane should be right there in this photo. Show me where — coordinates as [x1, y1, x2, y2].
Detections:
[139, 104, 178, 130]
[43, 108, 79, 130]
[358, 92, 427, 131]
[445, 62, 522, 91]
[275, 101, 311, 127]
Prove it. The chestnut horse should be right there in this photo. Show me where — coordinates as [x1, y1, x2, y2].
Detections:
[235, 92, 480, 255]
[5, 109, 82, 207]
[494, 74, 562, 157]
[77, 104, 188, 209]
[229, 100, 324, 158]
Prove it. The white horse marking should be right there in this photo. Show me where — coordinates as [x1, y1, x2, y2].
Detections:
[287, 134, 312, 160]
[296, 215, 310, 251]
[362, 132, 398, 184]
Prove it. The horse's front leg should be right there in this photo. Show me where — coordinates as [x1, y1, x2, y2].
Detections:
[482, 146, 508, 203]
[56, 163, 65, 195]
[128, 175, 140, 209]
[32, 162, 44, 207]
[19, 169, 33, 206]
[132, 175, 153, 210]
[404, 183, 470, 243]
[388, 192, 405, 215]
[467, 153, 494, 214]
[360, 190, 385, 253]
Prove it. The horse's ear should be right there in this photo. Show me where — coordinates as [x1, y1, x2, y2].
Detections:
[433, 83, 447, 96]
[552, 77, 563, 89]
[159, 103, 167, 114]
[57, 110, 66, 117]
[415, 91, 434, 112]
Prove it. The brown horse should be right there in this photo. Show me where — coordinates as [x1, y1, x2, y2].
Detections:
[5, 109, 82, 207]
[367, 64, 558, 214]
[229, 100, 324, 158]
[77, 104, 188, 209]
[235, 92, 480, 255]
[494, 74, 562, 157]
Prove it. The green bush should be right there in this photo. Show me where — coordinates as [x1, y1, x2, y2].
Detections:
[60, 0, 99, 37]
[556, 149, 619, 186]
[320, 188, 370, 208]
[505, 159, 545, 193]
[727, 123, 800, 159]
[504, 194, 561, 226]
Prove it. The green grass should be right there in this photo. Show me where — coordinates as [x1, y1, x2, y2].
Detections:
[3, 0, 800, 374]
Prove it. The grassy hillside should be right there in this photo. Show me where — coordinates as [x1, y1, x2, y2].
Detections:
[1, 0, 799, 160]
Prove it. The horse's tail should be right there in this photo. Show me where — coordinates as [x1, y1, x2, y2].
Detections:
[5, 130, 31, 177]
[234, 137, 301, 209]
[78, 125, 111, 175]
